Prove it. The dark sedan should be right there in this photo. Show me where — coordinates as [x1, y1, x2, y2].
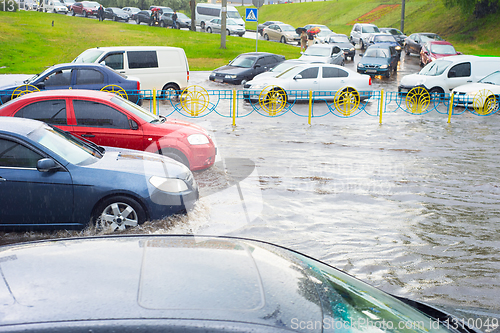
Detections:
[257, 20, 283, 36]
[209, 52, 285, 85]
[404, 32, 443, 56]
[0, 234, 484, 333]
[325, 33, 356, 60]
[160, 11, 191, 29]
[135, 10, 152, 25]
[357, 44, 399, 78]
[104, 7, 129, 21]
[0, 118, 198, 231]
[0, 63, 141, 104]
[380, 27, 407, 45]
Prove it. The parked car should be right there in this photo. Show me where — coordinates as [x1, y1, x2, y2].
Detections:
[135, 10, 152, 25]
[303, 24, 333, 44]
[104, 7, 129, 22]
[263, 23, 299, 44]
[209, 52, 285, 85]
[0, 63, 141, 104]
[244, 63, 373, 101]
[45, 0, 68, 13]
[404, 32, 443, 55]
[257, 20, 283, 36]
[251, 59, 310, 81]
[205, 18, 245, 36]
[379, 27, 407, 45]
[366, 33, 402, 57]
[299, 44, 344, 65]
[0, 118, 198, 231]
[420, 40, 461, 66]
[160, 11, 191, 29]
[0, 90, 216, 171]
[325, 33, 356, 60]
[357, 43, 399, 78]
[149, 5, 172, 14]
[350, 23, 380, 49]
[0, 234, 483, 332]
[70, 1, 99, 17]
[122, 6, 140, 19]
[452, 70, 500, 110]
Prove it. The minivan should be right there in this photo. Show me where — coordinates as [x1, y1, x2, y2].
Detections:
[72, 46, 189, 93]
[398, 55, 500, 96]
[195, 3, 245, 30]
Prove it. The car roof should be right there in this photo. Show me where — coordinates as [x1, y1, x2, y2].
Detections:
[0, 117, 47, 136]
[427, 40, 453, 45]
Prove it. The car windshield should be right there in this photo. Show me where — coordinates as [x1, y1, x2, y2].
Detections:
[430, 44, 457, 54]
[478, 71, 500, 85]
[113, 8, 126, 14]
[294, 252, 453, 333]
[275, 66, 302, 79]
[28, 126, 101, 165]
[72, 49, 104, 63]
[317, 28, 332, 37]
[54, 1, 64, 5]
[421, 34, 443, 42]
[110, 96, 160, 123]
[364, 48, 389, 58]
[26, 67, 54, 84]
[329, 36, 350, 43]
[384, 28, 402, 35]
[230, 56, 256, 68]
[362, 25, 379, 33]
[374, 35, 395, 43]
[226, 11, 240, 19]
[85, 1, 99, 7]
[271, 62, 300, 73]
[303, 47, 331, 57]
[177, 13, 189, 19]
[419, 59, 452, 76]
[281, 24, 295, 32]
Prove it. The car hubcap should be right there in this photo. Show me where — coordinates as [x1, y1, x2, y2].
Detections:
[99, 202, 138, 231]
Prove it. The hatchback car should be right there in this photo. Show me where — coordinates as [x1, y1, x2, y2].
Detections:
[420, 40, 461, 66]
[0, 63, 141, 104]
[379, 27, 407, 45]
[0, 235, 480, 333]
[452, 71, 500, 110]
[299, 44, 344, 65]
[0, 90, 216, 171]
[303, 24, 333, 44]
[46, 0, 68, 13]
[257, 20, 283, 35]
[367, 33, 402, 58]
[357, 44, 399, 78]
[205, 18, 245, 36]
[160, 11, 191, 29]
[135, 10, 152, 25]
[104, 7, 129, 21]
[325, 33, 356, 60]
[350, 23, 380, 49]
[0, 118, 198, 231]
[404, 32, 444, 55]
[209, 52, 285, 85]
[263, 23, 299, 44]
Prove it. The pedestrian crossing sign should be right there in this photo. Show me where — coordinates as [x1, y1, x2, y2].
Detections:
[245, 8, 257, 22]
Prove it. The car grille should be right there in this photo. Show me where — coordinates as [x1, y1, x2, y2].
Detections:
[364, 64, 380, 69]
[214, 73, 225, 78]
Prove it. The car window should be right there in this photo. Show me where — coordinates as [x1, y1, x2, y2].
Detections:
[448, 62, 471, 78]
[0, 138, 43, 168]
[75, 69, 104, 85]
[127, 51, 159, 69]
[297, 67, 319, 79]
[101, 53, 124, 70]
[479, 71, 500, 85]
[14, 100, 67, 125]
[230, 56, 256, 68]
[44, 69, 72, 87]
[73, 100, 130, 129]
[322, 67, 348, 78]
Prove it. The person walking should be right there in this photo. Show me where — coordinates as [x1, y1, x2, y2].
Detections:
[172, 10, 178, 29]
[98, 5, 104, 21]
[300, 30, 308, 52]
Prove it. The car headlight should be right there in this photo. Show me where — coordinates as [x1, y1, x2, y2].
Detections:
[187, 133, 210, 145]
[249, 83, 268, 89]
[357, 63, 364, 68]
[149, 175, 188, 193]
[380, 65, 388, 69]
[225, 74, 237, 79]
[350, 47, 355, 51]
[395, 46, 401, 51]
[466, 91, 479, 97]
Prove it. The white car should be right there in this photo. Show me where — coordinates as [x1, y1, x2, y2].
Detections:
[243, 63, 373, 101]
[205, 18, 245, 37]
[303, 24, 333, 44]
[251, 59, 309, 81]
[262, 23, 299, 44]
[46, 0, 68, 13]
[452, 71, 500, 110]
[299, 44, 344, 65]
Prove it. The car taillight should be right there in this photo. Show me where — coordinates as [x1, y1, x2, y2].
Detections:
[369, 77, 372, 86]
[187, 70, 190, 82]
[137, 81, 140, 90]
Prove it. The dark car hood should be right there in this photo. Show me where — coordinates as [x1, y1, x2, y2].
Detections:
[330, 41, 353, 49]
[213, 65, 251, 75]
[360, 56, 391, 66]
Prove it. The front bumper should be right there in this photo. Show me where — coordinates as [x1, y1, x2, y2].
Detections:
[357, 67, 390, 76]
[209, 73, 243, 85]
[398, 84, 424, 93]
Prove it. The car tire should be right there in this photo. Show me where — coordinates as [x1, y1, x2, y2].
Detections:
[93, 196, 146, 232]
[136, 18, 140, 24]
[386, 69, 391, 78]
[158, 148, 189, 168]
[280, 36, 286, 44]
[207, 27, 212, 33]
[264, 33, 269, 40]
[160, 20, 165, 27]
[429, 87, 443, 100]
[340, 59, 345, 66]
[405, 45, 410, 55]
[162, 83, 181, 99]
[200, 21, 205, 30]
[84, 10, 87, 17]
[360, 40, 365, 50]
[71, 9, 75, 15]
[226, 29, 230, 36]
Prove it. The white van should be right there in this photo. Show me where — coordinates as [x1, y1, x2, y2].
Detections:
[399, 55, 500, 95]
[72, 46, 190, 93]
[195, 3, 245, 30]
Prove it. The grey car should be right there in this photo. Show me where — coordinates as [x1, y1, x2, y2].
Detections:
[299, 44, 344, 65]
[350, 23, 380, 49]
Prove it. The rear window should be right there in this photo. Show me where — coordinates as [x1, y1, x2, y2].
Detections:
[128, 51, 159, 69]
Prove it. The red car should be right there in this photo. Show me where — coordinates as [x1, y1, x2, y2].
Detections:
[419, 40, 461, 66]
[0, 90, 216, 171]
[70, 1, 99, 17]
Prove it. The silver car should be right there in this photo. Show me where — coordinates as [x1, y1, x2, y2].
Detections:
[206, 18, 245, 37]
[299, 44, 345, 65]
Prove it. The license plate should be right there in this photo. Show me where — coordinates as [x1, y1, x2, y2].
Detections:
[366, 70, 377, 73]
[215, 78, 223, 83]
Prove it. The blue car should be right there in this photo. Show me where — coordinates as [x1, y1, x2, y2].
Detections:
[0, 63, 141, 104]
[0, 117, 198, 231]
[367, 33, 402, 57]
[357, 44, 399, 78]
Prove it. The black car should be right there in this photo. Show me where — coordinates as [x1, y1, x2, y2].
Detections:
[160, 11, 191, 29]
[104, 7, 129, 22]
[209, 52, 285, 85]
[404, 32, 443, 55]
[149, 5, 172, 14]
[135, 10, 152, 25]
[325, 33, 356, 61]
[257, 20, 283, 36]
[380, 27, 407, 45]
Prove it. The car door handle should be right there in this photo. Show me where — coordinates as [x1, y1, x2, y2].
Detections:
[0, 176, 6, 182]
[81, 134, 95, 138]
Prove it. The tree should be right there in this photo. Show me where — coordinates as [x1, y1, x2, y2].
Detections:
[443, 0, 499, 18]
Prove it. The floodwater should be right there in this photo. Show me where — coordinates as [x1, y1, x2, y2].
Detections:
[1, 54, 499, 317]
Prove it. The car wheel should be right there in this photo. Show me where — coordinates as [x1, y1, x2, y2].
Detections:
[71, 9, 75, 15]
[160, 20, 165, 27]
[340, 59, 345, 66]
[113, 16, 117, 21]
[405, 45, 410, 56]
[484, 95, 499, 113]
[264, 33, 269, 40]
[136, 18, 140, 24]
[280, 36, 286, 43]
[158, 148, 189, 168]
[84, 10, 87, 17]
[93, 196, 146, 232]
[386, 69, 391, 78]
[226, 29, 230, 36]
[200, 21, 205, 29]
[162, 83, 181, 99]
[360, 40, 365, 50]
[206, 26, 212, 33]
[429, 87, 443, 101]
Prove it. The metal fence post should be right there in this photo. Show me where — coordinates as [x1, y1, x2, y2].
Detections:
[448, 93, 454, 124]
[153, 89, 157, 116]
[308, 90, 312, 125]
[379, 89, 384, 124]
[233, 90, 237, 126]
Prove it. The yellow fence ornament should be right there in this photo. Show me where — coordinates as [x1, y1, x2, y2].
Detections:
[180, 85, 210, 117]
[406, 87, 430, 114]
[100, 85, 129, 100]
[334, 87, 360, 116]
[259, 86, 287, 116]
[473, 89, 498, 115]
[11, 85, 40, 100]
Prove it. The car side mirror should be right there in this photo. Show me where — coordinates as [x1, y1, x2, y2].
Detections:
[129, 119, 139, 130]
[359, 53, 363, 57]
[37, 158, 60, 172]
[254, 64, 261, 68]
[36, 82, 45, 89]
[294, 74, 302, 80]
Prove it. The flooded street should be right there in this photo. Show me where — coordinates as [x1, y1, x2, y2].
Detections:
[1, 53, 499, 315]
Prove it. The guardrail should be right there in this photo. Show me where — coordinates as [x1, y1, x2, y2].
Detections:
[1, 85, 498, 125]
